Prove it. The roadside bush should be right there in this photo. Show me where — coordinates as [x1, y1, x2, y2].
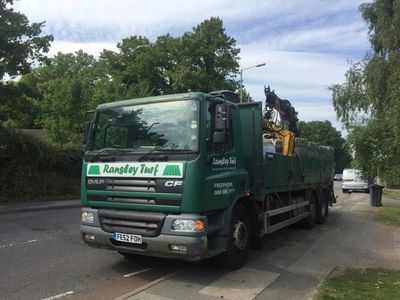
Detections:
[0, 126, 81, 202]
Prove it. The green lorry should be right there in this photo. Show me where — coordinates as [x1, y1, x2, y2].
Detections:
[80, 89, 335, 269]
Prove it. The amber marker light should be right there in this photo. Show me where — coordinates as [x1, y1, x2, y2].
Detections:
[195, 220, 205, 231]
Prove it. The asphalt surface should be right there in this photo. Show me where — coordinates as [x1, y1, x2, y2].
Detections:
[1, 182, 399, 300]
[0, 207, 181, 300]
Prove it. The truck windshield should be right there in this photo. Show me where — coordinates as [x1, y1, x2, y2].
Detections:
[90, 99, 199, 152]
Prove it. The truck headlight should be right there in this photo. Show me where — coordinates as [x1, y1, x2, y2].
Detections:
[172, 219, 205, 232]
[82, 211, 94, 224]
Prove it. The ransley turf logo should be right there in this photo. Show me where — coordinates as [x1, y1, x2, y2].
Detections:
[87, 162, 183, 178]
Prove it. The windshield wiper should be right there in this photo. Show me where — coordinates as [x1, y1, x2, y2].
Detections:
[146, 122, 160, 133]
[89, 149, 116, 162]
[137, 147, 192, 162]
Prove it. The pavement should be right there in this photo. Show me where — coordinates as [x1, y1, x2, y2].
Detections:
[0, 199, 81, 214]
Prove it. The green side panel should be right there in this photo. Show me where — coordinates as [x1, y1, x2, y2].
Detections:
[263, 147, 334, 192]
[204, 168, 249, 211]
[263, 154, 291, 188]
[237, 102, 263, 190]
[180, 154, 207, 213]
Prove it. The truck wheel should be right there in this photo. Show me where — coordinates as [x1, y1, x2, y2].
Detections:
[302, 193, 317, 229]
[216, 204, 250, 270]
[324, 194, 329, 217]
[316, 193, 327, 224]
[342, 189, 347, 193]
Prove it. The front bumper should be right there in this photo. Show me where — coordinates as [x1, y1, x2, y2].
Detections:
[80, 208, 209, 261]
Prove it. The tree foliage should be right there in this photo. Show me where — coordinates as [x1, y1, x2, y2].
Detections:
[298, 120, 352, 173]
[331, 0, 400, 184]
[0, 0, 53, 125]
[0, 0, 53, 80]
[98, 17, 240, 99]
[37, 51, 98, 144]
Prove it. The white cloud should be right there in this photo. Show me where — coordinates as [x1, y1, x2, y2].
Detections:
[240, 48, 352, 132]
[15, 0, 367, 42]
[48, 41, 117, 56]
[261, 22, 368, 51]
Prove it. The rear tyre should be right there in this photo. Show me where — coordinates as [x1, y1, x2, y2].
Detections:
[342, 189, 347, 193]
[324, 194, 329, 217]
[302, 193, 317, 229]
[316, 192, 327, 224]
[216, 203, 251, 270]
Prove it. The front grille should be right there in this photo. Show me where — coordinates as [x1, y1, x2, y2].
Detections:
[87, 194, 181, 206]
[87, 178, 156, 192]
[86, 177, 182, 206]
[99, 209, 166, 237]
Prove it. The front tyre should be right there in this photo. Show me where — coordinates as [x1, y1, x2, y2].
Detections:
[217, 203, 251, 270]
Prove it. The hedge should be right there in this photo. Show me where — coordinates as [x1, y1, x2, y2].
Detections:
[0, 126, 82, 202]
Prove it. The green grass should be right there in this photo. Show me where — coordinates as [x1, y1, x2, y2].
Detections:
[375, 206, 400, 226]
[316, 268, 400, 300]
[383, 189, 400, 201]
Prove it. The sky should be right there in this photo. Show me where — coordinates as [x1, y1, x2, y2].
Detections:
[14, 0, 371, 133]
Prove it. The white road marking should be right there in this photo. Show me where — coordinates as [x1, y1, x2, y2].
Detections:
[41, 291, 74, 300]
[123, 268, 153, 278]
[0, 239, 38, 249]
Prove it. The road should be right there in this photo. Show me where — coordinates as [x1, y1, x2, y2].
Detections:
[0, 207, 181, 300]
[1, 182, 399, 300]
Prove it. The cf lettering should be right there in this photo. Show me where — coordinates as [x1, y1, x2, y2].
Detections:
[165, 181, 183, 187]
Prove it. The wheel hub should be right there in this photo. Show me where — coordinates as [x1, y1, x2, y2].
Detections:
[232, 220, 248, 250]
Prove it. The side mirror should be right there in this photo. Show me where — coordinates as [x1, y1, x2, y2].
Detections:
[213, 103, 230, 144]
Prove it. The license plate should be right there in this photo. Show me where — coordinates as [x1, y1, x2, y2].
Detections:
[112, 232, 143, 244]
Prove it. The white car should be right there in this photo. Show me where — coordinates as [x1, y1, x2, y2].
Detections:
[342, 169, 369, 193]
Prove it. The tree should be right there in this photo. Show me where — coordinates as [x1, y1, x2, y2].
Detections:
[172, 17, 240, 93]
[38, 51, 97, 144]
[298, 120, 352, 173]
[0, 0, 53, 125]
[239, 88, 253, 103]
[98, 17, 240, 99]
[331, 0, 400, 184]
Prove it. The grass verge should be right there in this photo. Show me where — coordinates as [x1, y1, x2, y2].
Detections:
[375, 206, 400, 226]
[315, 268, 400, 300]
[383, 189, 400, 201]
